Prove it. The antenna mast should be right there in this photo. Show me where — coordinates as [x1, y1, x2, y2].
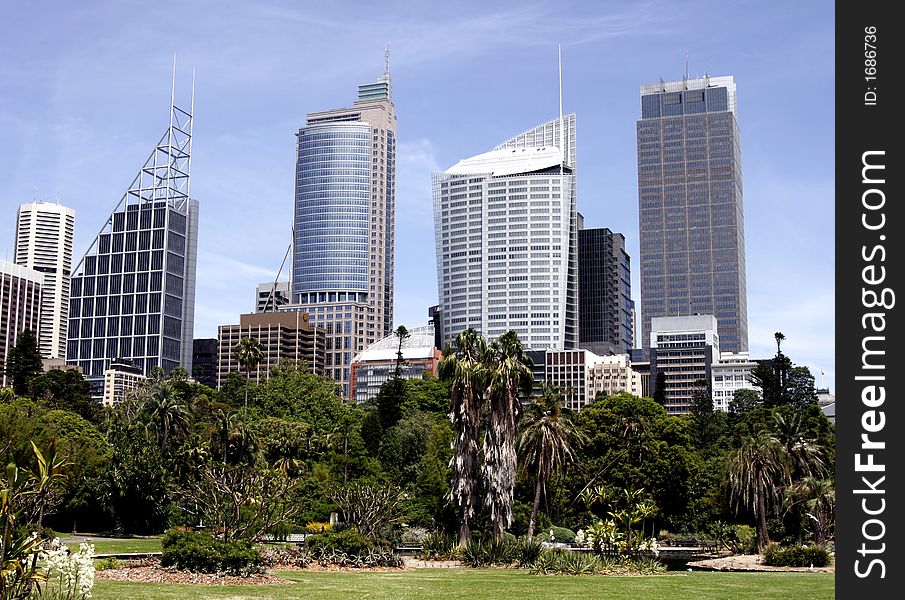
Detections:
[558, 44, 564, 173]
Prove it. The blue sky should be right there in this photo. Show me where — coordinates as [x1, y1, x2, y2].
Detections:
[0, 0, 835, 391]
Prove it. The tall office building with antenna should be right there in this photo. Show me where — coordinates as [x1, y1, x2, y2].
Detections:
[432, 114, 579, 349]
[290, 54, 397, 399]
[636, 75, 748, 354]
[66, 77, 198, 388]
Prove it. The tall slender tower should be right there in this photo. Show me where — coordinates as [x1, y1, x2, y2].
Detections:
[291, 58, 396, 399]
[14, 202, 75, 359]
[66, 91, 198, 389]
[637, 75, 748, 354]
[432, 115, 578, 350]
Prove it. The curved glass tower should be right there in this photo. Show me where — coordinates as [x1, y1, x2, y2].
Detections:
[291, 62, 397, 399]
[294, 123, 371, 299]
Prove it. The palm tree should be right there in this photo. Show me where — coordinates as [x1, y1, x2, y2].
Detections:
[772, 412, 825, 543]
[774, 331, 786, 355]
[141, 381, 189, 461]
[800, 477, 835, 547]
[728, 432, 791, 553]
[235, 336, 263, 418]
[517, 385, 582, 539]
[483, 330, 533, 541]
[438, 328, 489, 546]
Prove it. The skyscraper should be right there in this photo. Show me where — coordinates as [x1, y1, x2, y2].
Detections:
[66, 98, 198, 387]
[291, 60, 396, 399]
[0, 260, 43, 388]
[578, 226, 633, 356]
[433, 115, 578, 349]
[637, 75, 748, 354]
[14, 202, 75, 359]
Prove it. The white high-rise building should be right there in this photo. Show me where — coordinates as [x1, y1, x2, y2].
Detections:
[432, 116, 578, 349]
[14, 202, 75, 359]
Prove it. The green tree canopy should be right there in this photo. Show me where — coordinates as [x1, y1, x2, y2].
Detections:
[4, 329, 43, 395]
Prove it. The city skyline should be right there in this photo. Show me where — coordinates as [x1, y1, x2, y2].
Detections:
[0, 1, 835, 390]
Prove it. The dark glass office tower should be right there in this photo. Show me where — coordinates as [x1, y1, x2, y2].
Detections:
[578, 227, 633, 355]
[66, 99, 198, 387]
[637, 76, 748, 353]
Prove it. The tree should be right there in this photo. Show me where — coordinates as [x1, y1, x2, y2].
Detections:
[727, 432, 790, 552]
[234, 336, 263, 418]
[140, 381, 189, 461]
[438, 328, 489, 545]
[28, 368, 97, 422]
[772, 410, 824, 544]
[3, 329, 43, 395]
[393, 325, 411, 378]
[517, 385, 581, 539]
[483, 331, 533, 541]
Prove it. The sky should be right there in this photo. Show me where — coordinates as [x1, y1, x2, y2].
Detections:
[0, 0, 835, 392]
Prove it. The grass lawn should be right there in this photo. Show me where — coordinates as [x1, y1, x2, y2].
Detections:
[92, 568, 834, 599]
[65, 536, 162, 555]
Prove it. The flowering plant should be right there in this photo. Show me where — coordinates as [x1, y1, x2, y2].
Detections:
[37, 539, 95, 599]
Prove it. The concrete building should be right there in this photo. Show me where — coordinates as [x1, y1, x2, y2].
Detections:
[1, 260, 43, 388]
[217, 312, 326, 388]
[348, 325, 442, 404]
[637, 76, 748, 354]
[66, 99, 198, 391]
[542, 349, 640, 412]
[191, 338, 218, 388]
[290, 59, 397, 399]
[711, 351, 758, 411]
[433, 115, 578, 350]
[14, 202, 75, 359]
[578, 226, 633, 356]
[649, 314, 721, 415]
[256, 281, 291, 313]
[102, 358, 146, 406]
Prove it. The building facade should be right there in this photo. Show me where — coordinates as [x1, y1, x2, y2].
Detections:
[578, 227, 633, 356]
[587, 353, 644, 401]
[191, 338, 218, 388]
[1, 260, 43, 388]
[649, 314, 721, 415]
[637, 76, 748, 354]
[101, 359, 146, 406]
[433, 115, 578, 350]
[543, 349, 640, 411]
[711, 351, 758, 411]
[14, 202, 75, 359]
[348, 324, 442, 404]
[217, 312, 326, 388]
[66, 100, 198, 390]
[256, 281, 291, 313]
[290, 63, 396, 399]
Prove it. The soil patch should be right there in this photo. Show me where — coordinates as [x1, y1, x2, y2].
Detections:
[95, 564, 293, 585]
[688, 553, 834, 573]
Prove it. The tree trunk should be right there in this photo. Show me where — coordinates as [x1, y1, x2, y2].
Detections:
[459, 519, 471, 547]
[756, 484, 770, 553]
[527, 476, 543, 539]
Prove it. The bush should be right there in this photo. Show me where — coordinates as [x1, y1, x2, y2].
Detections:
[161, 530, 263, 576]
[536, 526, 576, 544]
[419, 532, 458, 560]
[530, 549, 666, 576]
[306, 528, 375, 557]
[762, 544, 831, 567]
[460, 539, 517, 567]
[259, 545, 312, 568]
[734, 525, 756, 554]
[516, 538, 544, 568]
[94, 557, 121, 571]
[306, 521, 333, 534]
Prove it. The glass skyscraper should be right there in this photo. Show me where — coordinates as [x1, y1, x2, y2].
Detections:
[637, 75, 748, 354]
[291, 64, 396, 399]
[578, 226, 633, 356]
[66, 100, 198, 386]
[433, 116, 578, 350]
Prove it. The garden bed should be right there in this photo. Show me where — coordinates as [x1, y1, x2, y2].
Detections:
[687, 554, 834, 573]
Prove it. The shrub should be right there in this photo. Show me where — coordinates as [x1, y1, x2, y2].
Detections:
[516, 538, 544, 568]
[536, 526, 576, 544]
[306, 528, 375, 557]
[762, 544, 831, 567]
[460, 539, 517, 568]
[306, 521, 333, 534]
[94, 557, 121, 571]
[401, 526, 428, 544]
[734, 525, 756, 554]
[161, 530, 263, 576]
[259, 545, 312, 568]
[419, 532, 458, 560]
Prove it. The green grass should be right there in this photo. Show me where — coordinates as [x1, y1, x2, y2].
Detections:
[91, 568, 834, 599]
[66, 536, 162, 555]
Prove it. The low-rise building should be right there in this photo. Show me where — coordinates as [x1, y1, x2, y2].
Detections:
[650, 314, 721, 415]
[102, 358, 145, 405]
[711, 352, 759, 412]
[349, 325, 442, 404]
